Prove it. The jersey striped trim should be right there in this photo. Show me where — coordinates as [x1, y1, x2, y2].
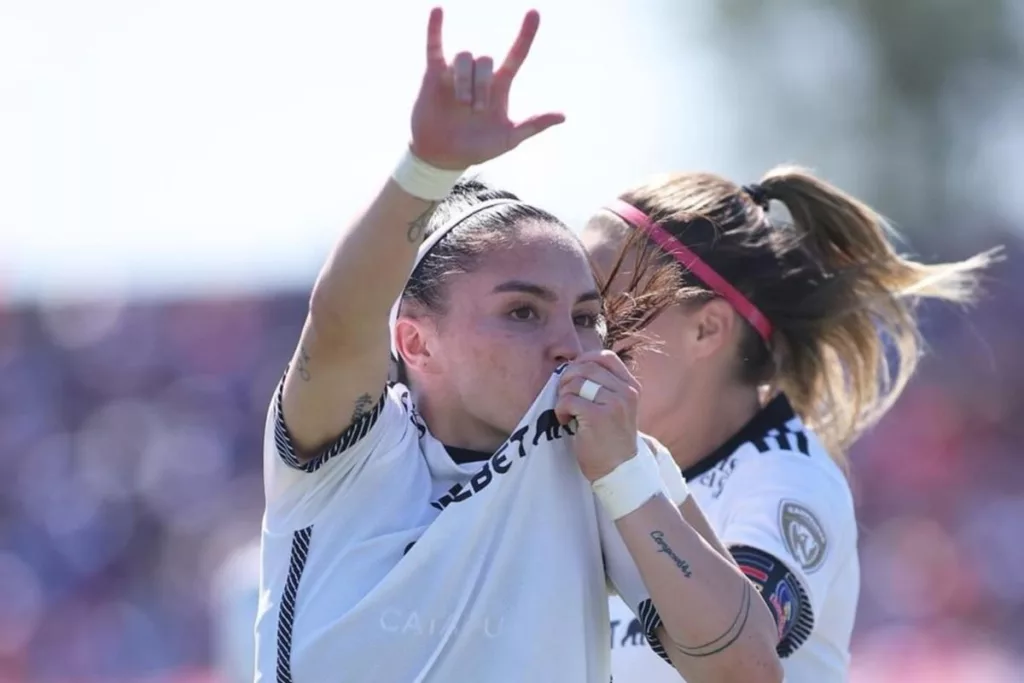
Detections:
[636, 598, 671, 665]
[276, 525, 314, 683]
[273, 373, 386, 473]
[681, 393, 804, 482]
[751, 424, 810, 457]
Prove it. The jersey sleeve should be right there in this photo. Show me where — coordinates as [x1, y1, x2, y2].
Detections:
[598, 437, 680, 665]
[262, 372, 415, 527]
[716, 450, 856, 657]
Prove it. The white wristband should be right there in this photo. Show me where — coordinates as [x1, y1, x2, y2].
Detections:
[654, 448, 691, 506]
[391, 148, 465, 201]
[592, 450, 665, 521]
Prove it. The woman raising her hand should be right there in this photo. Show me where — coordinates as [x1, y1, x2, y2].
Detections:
[255, 8, 780, 683]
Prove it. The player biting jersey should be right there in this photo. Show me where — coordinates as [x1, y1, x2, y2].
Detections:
[253, 9, 782, 682]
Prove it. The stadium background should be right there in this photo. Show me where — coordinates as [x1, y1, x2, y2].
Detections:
[2, 0, 1023, 681]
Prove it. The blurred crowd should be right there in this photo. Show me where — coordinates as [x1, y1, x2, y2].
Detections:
[1, 243, 1023, 683]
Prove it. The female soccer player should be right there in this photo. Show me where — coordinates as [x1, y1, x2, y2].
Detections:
[583, 169, 996, 682]
[255, 9, 781, 682]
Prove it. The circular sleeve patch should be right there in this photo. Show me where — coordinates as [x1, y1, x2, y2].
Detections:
[778, 500, 829, 573]
[730, 545, 815, 658]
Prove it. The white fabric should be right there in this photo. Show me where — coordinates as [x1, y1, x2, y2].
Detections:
[609, 417, 859, 683]
[255, 369, 666, 683]
[653, 445, 690, 506]
[592, 448, 664, 521]
[391, 149, 465, 201]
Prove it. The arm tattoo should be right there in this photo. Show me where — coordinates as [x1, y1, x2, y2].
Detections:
[406, 202, 439, 244]
[672, 580, 753, 658]
[351, 393, 375, 422]
[650, 531, 693, 578]
[296, 344, 312, 381]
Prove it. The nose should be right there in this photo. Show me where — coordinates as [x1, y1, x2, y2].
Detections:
[550, 317, 584, 366]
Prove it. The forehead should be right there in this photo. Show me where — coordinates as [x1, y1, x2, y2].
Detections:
[455, 223, 596, 297]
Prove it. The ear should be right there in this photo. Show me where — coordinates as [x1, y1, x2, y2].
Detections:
[394, 316, 440, 375]
[690, 298, 738, 360]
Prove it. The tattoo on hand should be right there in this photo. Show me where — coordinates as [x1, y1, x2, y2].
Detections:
[672, 581, 753, 658]
[296, 345, 312, 381]
[406, 202, 439, 244]
[650, 531, 693, 578]
[351, 393, 375, 422]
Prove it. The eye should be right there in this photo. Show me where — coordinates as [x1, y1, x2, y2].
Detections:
[509, 306, 538, 321]
[573, 313, 601, 328]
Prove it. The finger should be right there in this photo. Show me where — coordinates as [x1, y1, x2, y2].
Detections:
[452, 51, 474, 104]
[509, 112, 566, 149]
[576, 349, 638, 389]
[498, 9, 540, 79]
[558, 364, 624, 403]
[555, 393, 609, 426]
[425, 7, 446, 72]
[559, 376, 613, 407]
[472, 56, 493, 111]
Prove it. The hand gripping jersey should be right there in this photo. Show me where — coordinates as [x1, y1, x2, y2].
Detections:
[609, 395, 860, 683]
[255, 368, 677, 683]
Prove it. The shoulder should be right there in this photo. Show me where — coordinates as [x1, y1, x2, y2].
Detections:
[730, 439, 853, 517]
[720, 444, 856, 572]
[261, 379, 424, 524]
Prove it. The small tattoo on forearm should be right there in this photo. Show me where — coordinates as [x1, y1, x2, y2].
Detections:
[406, 202, 439, 244]
[296, 344, 312, 381]
[351, 393, 375, 422]
[650, 531, 693, 578]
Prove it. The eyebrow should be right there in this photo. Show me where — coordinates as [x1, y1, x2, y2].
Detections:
[491, 280, 601, 305]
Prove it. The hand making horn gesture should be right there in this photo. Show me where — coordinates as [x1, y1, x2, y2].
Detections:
[409, 8, 565, 170]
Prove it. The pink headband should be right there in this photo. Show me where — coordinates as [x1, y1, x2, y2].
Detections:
[604, 199, 773, 342]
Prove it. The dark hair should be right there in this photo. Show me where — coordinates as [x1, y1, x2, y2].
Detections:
[602, 166, 1000, 463]
[392, 178, 564, 383]
[400, 178, 561, 317]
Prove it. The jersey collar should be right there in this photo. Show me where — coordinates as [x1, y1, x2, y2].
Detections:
[443, 394, 800, 474]
[680, 393, 797, 481]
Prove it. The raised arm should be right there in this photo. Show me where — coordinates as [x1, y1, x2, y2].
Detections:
[282, 8, 564, 459]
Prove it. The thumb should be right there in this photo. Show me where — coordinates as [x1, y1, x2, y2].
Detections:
[509, 112, 566, 149]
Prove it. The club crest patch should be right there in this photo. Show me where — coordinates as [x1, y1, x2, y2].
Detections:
[778, 500, 828, 573]
[769, 576, 796, 641]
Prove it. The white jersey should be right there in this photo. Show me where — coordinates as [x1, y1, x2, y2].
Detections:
[609, 395, 860, 683]
[255, 368, 671, 683]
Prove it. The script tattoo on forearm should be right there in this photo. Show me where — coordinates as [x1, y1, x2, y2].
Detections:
[650, 531, 693, 578]
[407, 202, 439, 244]
[296, 344, 312, 381]
[672, 580, 753, 658]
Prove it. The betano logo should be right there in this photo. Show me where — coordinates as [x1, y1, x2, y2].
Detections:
[430, 364, 575, 511]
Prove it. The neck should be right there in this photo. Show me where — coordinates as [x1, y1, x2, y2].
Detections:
[413, 387, 508, 453]
[661, 382, 762, 472]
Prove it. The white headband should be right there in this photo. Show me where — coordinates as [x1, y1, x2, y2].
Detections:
[388, 198, 528, 359]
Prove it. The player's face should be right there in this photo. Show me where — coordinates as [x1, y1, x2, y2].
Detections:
[581, 219, 700, 440]
[433, 222, 605, 443]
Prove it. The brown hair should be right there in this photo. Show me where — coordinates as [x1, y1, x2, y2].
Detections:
[602, 166, 1000, 465]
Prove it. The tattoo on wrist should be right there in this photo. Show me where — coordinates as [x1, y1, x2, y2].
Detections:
[407, 202, 439, 243]
[296, 344, 312, 381]
[650, 531, 692, 578]
[672, 581, 753, 658]
[351, 393, 375, 422]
